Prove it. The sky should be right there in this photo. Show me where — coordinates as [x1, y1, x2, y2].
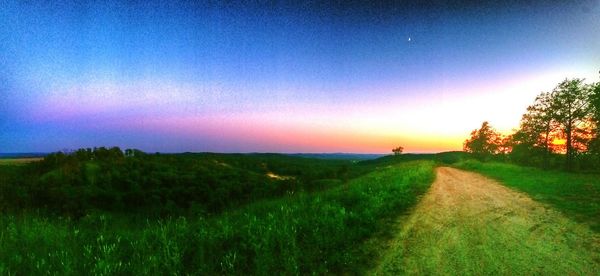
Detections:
[1, 0, 599, 153]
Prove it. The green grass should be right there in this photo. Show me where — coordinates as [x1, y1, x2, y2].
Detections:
[0, 160, 435, 274]
[377, 166, 599, 275]
[455, 160, 600, 231]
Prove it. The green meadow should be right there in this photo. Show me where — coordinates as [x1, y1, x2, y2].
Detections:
[3, 1, 600, 274]
[0, 151, 435, 274]
[1, 150, 599, 274]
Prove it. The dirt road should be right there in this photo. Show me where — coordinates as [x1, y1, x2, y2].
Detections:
[375, 167, 600, 275]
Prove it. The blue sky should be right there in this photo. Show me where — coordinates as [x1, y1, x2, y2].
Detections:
[1, 0, 599, 153]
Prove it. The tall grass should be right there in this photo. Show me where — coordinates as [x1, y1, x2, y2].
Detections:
[455, 160, 600, 231]
[0, 161, 435, 274]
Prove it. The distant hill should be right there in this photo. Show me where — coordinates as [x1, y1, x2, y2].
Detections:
[359, 151, 470, 166]
[0, 153, 48, 159]
[0, 151, 468, 162]
[286, 153, 386, 161]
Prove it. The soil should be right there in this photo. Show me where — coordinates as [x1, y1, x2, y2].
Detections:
[374, 167, 600, 275]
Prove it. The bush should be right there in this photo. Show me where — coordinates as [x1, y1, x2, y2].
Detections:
[0, 161, 435, 274]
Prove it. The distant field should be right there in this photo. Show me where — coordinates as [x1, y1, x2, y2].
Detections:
[287, 153, 386, 160]
[455, 160, 600, 232]
[0, 158, 43, 165]
[0, 153, 47, 159]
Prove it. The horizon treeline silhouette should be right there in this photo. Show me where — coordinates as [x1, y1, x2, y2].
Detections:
[464, 77, 600, 171]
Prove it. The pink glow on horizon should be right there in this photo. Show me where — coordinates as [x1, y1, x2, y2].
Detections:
[22, 68, 599, 153]
[102, 114, 465, 153]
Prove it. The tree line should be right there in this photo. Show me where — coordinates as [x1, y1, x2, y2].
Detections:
[0, 147, 365, 217]
[464, 78, 600, 171]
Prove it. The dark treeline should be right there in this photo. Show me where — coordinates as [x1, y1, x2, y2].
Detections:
[464, 78, 600, 171]
[0, 147, 370, 217]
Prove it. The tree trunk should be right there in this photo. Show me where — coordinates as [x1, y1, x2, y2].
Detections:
[543, 130, 550, 170]
[543, 120, 553, 170]
[566, 121, 573, 171]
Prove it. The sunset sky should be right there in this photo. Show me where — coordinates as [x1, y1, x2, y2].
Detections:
[1, 1, 599, 153]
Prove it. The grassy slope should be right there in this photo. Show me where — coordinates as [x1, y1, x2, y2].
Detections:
[0, 161, 435, 275]
[455, 160, 600, 232]
[0, 152, 370, 216]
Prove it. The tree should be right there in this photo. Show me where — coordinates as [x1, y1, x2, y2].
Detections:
[392, 146, 404, 155]
[512, 92, 559, 168]
[463, 121, 502, 159]
[588, 82, 600, 156]
[549, 79, 593, 170]
[497, 135, 512, 155]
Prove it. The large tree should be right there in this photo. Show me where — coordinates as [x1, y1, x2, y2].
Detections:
[511, 92, 558, 167]
[549, 79, 593, 170]
[463, 121, 502, 159]
[588, 81, 600, 156]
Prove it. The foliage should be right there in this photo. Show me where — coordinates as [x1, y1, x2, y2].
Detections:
[0, 161, 435, 274]
[463, 121, 502, 160]
[510, 92, 558, 167]
[392, 146, 404, 155]
[0, 148, 374, 217]
[549, 79, 594, 170]
[466, 77, 600, 172]
[589, 82, 600, 157]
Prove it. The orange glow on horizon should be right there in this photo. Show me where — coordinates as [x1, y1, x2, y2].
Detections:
[23, 67, 599, 153]
[552, 138, 566, 146]
[112, 114, 466, 153]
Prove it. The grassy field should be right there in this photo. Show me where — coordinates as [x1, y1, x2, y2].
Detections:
[455, 160, 600, 232]
[0, 160, 435, 274]
[4, 151, 598, 274]
[0, 158, 43, 165]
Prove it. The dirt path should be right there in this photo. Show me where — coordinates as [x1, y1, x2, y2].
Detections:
[374, 167, 600, 275]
